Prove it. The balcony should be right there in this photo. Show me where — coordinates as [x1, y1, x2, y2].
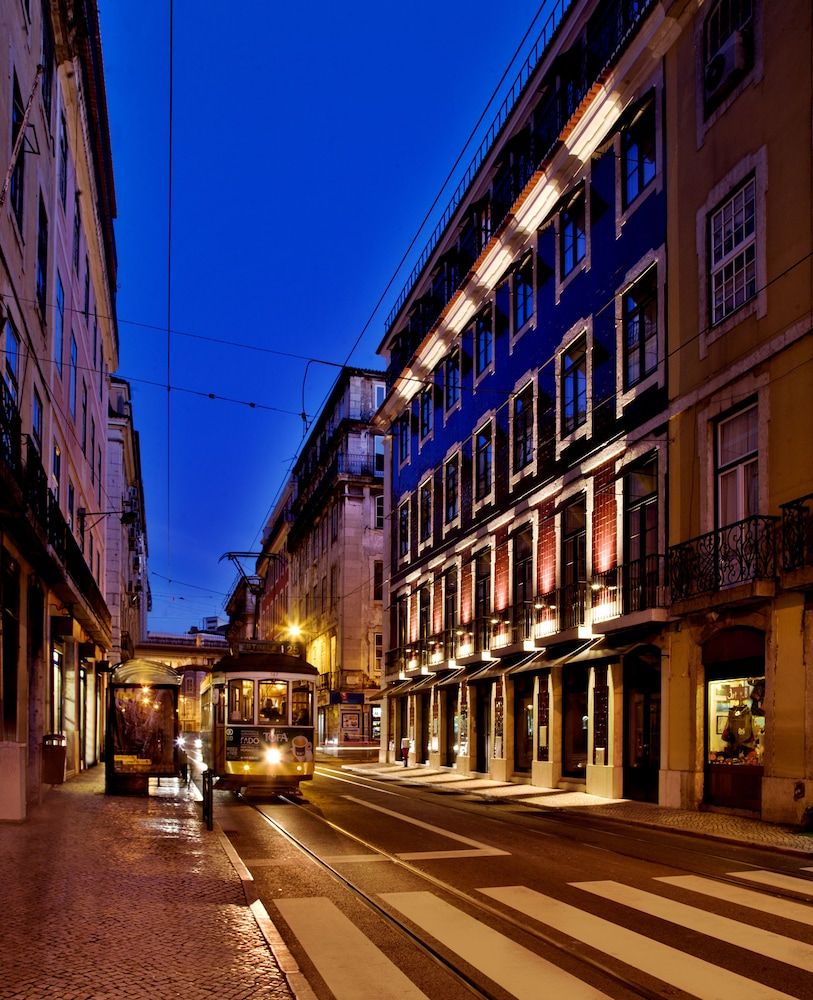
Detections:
[455, 617, 495, 663]
[533, 582, 588, 640]
[490, 602, 537, 654]
[669, 515, 778, 613]
[590, 556, 668, 631]
[780, 495, 813, 588]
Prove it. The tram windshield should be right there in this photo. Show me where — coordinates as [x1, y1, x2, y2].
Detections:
[291, 681, 312, 726]
[259, 681, 288, 723]
[228, 679, 254, 723]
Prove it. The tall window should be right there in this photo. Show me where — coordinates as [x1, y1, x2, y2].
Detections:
[396, 593, 408, 649]
[513, 382, 534, 473]
[58, 112, 68, 208]
[36, 195, 48, 315]
[72, 205, 81, 273]
[513, 256, 534, 331]
[444, 454, 458, 523]
[475, 311, 493, 377]
[419, 480, 432, 542]
[69, 335, 77, 419]
[10, 73, 25, 230]
[475, 422, 493, 501]
[375, 494, 384, 530]
[561, 337, 587, 434]
[710, 177, 756, 325]
[90, 418, 96, 481]
[80, 382, 87, 453]
[51, 442, 61, 498]
[2, 320, 20, 401]
[374, 435, 384, 474]
[704, 0, 754, 112]
[41, 15, 54, 122]
[560, 190, 586, 277]
[445, 350, 460, 410]
[374, 382, 386, 409]
[399, 500, 410, 558]
[562, 497, 587, 596]
[373, 561, 383, 602]
[398, 411, 410, 464]
[83, 257, 90, 319]
[32, 390, 43, 450]
[444, 569, 457, 631]
[623, 266, 658, 388]
[54, 273, 65, 376]
[419, 388, 432, 440]
[475, 550, 491, 621]
[513, 526, 534, 607]
[717, 404, 758, 527]
[418, 586, 431, 645]
[622, 100, 656, 209]
[67, 481, 75, 530]
[625, 458, 658, 566]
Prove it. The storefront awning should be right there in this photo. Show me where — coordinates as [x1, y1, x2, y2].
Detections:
[467, 662, 509, 683]
[367, 679, 411, 701]
[436, 668, 466, 687]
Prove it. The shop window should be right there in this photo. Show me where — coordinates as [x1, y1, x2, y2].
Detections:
[707, 675, 764, 767]
[562, 664, 589, 777]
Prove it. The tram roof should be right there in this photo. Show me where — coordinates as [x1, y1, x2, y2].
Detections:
[213, 652, 319, 676]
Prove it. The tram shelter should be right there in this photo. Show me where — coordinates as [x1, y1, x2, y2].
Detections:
[105, 658, 183, 795]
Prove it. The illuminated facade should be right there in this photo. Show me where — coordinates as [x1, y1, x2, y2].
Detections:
[1, 0, 119, 818]
[376, 0, 813, 824]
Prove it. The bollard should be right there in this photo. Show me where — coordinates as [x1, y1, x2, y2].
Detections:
[202, 768, 214, 831]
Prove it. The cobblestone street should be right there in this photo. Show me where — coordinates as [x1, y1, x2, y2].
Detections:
[0, 771, 293, 1000]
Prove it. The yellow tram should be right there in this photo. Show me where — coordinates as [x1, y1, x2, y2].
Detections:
[198, 642, 318, 794]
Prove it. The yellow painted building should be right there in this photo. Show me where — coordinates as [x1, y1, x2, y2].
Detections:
[663, 0, 813, 823]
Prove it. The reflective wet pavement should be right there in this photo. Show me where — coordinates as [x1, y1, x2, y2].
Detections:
[0, 769, 295, 1000]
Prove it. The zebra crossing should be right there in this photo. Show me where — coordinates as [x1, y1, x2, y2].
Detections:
[273, 867, 813, 1000]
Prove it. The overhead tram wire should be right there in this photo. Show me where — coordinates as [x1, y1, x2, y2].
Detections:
[248, 1, 553, 548]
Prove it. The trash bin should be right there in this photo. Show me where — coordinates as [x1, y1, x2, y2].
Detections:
[42, 734, 67, 785]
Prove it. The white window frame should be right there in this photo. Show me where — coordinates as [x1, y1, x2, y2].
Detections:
[442, 446, 461, 536]
[418, 476, 433, 552]
[397, 408, 411, 469]
[472, 305, 495, 388]
[696, 148, 767, 355]
[418, 386, 434, 448]
[509, 372, 538, 488]
[443, 346, 462, 421]
[555, 179, 591, 303]
[510, 251, 536, 348]
[555, 317, 593, 457]
[398, 495, 411, 565]
[615, 82, 663, 238]
[615, 247, 666, 417]
[472, 414, 496, 514]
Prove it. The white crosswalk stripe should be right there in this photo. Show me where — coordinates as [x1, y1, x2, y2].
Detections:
[381, 890, 608, 999]
[274, 896, 431, 1000]
[274, 868, 813, 1000]
[728, 870, 813, 895]
[481, 885, 797, 1000]
[656, 874, 813, 926]
[574, 879, 813, 973]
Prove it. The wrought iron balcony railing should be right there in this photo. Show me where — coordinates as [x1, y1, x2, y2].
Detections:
[490, 602, 536, 650]
[780, 495, 813, 573]
[590, 555, 667, 623]
[0, 379, 22, 478]
[533, 582, 587, 638]
[669, 515, 778, 602]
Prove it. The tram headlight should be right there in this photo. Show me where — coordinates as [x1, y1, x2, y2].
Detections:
[176, 736, 186, 749]
[193, 738, 202, 750]
[265, 747, 282, 765]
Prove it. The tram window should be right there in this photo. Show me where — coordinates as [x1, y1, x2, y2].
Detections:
[228, 679, 255, 723]
[291, 681, 312, 726]
[200, 689, 211, 731]
[259, 681, 288, 723]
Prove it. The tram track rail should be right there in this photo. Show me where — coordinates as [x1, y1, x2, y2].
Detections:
[248, 790, 690, 1000]
[313, 764, 813, 906]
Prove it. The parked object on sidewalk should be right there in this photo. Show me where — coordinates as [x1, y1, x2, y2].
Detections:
[41, 734, 67, 785]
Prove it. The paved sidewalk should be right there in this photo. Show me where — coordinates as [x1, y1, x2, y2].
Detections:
[0, 769, 295, 1000]
[343, 762, 813, 855]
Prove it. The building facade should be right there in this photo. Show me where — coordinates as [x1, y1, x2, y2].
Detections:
[1, 0, 119, 818]
[376, 0, 813, 823]
[278, 369, 386, 747]
[105, 377, 149, 665]
[663, 0, 813, 824]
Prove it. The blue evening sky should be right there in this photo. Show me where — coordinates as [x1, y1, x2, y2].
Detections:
[99, 1, 546, 632]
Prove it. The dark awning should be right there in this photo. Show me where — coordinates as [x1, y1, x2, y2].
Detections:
[367, 678, 411, 702]
[436, 668, 466, 687]
[467, 661, 510, 683]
